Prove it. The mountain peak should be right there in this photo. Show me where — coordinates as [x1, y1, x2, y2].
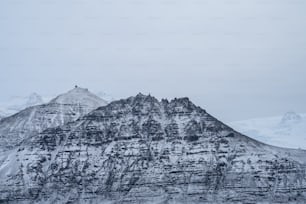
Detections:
[26, 92, 44, 107]
[135, 92, 156, 100]
[280, 111, 302, 125]
[135, 92, 146, 97]
[93, 94, 205, 120]
[170, 97, 192, 105]
[70, 86, 90, 93]
[121, 93, 159, 105]
[49, 86, 107, 107]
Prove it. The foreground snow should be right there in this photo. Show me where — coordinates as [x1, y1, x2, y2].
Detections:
[229, 112, 306, 150]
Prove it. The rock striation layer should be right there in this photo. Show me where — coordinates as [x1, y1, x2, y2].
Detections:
[0, 94, 305, 204]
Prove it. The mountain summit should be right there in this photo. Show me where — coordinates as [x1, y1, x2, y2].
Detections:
[0, 94, 305, 203]
[24, 92, 44, 108]
[0, 87, 107, 151]
[50, 86, 107, 107]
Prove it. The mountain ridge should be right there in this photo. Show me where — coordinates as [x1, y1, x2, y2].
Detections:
[0, 93, 44, 116]
[1, 94, 305, 203]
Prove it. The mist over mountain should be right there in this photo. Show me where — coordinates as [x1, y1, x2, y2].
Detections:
[0, 93, 44, 116]
[0, 90, 113, 118]
[230, 112, 306, 150]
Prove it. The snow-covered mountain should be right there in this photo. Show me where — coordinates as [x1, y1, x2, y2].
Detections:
[96, 91, 115, 103]
[0, 93, 44, 116]
[0, 91, 113, 118]
[0, 94, 305, 203]
[49, 87, 106, 109]
[229, 112, 306, 150]
[0, 87, 107, 151]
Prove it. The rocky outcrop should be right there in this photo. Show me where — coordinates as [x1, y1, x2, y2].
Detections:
[0, 94, 305, 203]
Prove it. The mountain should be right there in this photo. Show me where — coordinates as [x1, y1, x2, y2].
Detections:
[0, 91, 113, 118]
[0, 94, 305, 203]
[96, 91, 115, 103]
[0, 87, 107, 152]
[229, 112, 306, 150]
[0, 93, 44, 116]
[280, 111, 303, 126]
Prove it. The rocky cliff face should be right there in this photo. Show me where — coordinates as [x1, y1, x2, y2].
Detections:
[0, 87, 107, 151]
[0, 94, 305, 204]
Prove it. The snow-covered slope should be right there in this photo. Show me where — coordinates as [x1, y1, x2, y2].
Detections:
[229, 112, 306, 150]
[0, 93, 44, 116]
[50, 87, 106, 107]
[96, 91, 115, 103]
[0, 87, 107, 151]
[0, 94, 305, 203]
[0, 90, 113, 118]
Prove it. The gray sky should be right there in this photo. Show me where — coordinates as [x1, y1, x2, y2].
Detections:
[0, 0, 306, 122]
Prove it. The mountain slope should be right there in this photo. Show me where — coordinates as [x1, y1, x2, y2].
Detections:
[0, 94, 305, 203]
[96, 91, 115, 103]
[0, 87, 107, 151]
[229, 112, 306, 150]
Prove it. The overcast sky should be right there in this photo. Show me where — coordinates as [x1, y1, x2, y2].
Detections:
[0, 0, 305, 122]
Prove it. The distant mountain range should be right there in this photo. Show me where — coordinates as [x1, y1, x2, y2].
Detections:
[0, 93, 44, 117]
[229, 112, 306, 150]
[0, 92, 305, 203]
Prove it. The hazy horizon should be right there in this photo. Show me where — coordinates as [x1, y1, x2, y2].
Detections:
[1, 0, 306, 122]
